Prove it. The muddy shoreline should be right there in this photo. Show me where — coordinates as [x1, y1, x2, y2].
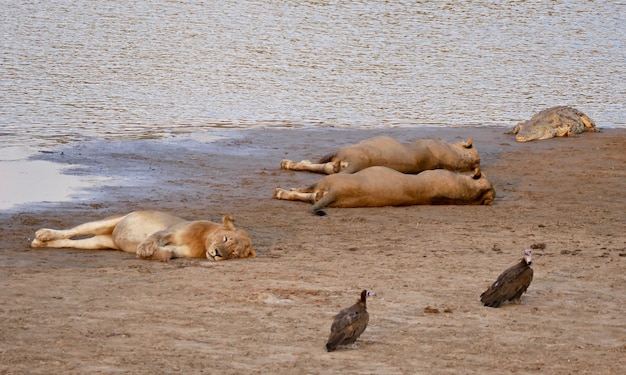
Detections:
[1, 127, 625, 374]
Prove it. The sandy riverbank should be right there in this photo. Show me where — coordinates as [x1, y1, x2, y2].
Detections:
[1, 126, 624, 374]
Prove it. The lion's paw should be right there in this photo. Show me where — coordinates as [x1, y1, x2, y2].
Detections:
[272, 187, 283, 199]
[280, 159, 291, 169]
[151, 248, 173, 262]
[31, 238, 45, 248]
[136, 239, 157, 258]
[34, 228, 57, 242]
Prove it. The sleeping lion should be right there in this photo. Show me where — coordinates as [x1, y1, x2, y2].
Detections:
[31, 210, 256, 262]
[280, 136, 480, 174]
[274, 166, 495, 215]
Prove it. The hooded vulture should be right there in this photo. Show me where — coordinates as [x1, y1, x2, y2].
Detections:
[326, 290, 375, 352]
[481, 249, 534, 308]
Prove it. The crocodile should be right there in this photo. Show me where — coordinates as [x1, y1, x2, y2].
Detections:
[509, 106, 598, 142]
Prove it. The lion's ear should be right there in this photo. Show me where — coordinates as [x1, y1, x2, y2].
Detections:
[472, 167, 482, 180]
[462, 138, 473, 148]
[222, 214, 235, 230]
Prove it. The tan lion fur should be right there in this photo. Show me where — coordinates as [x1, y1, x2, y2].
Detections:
[31, 210, 256, 261]
[280, 136, 480, 174]
[274, 166, 495, 214]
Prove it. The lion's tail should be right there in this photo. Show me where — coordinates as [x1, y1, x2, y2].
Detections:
[310, 190, 336, 215]
[318, 152, 337, 164]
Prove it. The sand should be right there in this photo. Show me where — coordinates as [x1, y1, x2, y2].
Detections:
[1, 126, 624, 374]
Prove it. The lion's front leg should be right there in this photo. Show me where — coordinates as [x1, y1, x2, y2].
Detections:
[136, 231, 172, 260]
[136, 238, 158, 258]
[148, 248, 174, 262]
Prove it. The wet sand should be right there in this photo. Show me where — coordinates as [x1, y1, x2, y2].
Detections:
[1, 127, 625, 374]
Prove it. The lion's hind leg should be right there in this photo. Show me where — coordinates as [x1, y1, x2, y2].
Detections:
[33, 228, 69, 243]
[31, 214, 125, 249]
[31, 235, 118, 250]
[273, 187, 320, 203]
[280, 159, 341, 174]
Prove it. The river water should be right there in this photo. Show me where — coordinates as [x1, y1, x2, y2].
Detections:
[0, 1, 624, 208]
[1, 1, 625, 147]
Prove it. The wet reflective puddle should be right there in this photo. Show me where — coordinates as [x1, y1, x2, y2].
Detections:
[0, 147, 106, 210]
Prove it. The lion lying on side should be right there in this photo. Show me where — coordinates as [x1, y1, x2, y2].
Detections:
[31, 210, 256, 261]
[274, 166, 495, 215]
[280, 136, 480, 174]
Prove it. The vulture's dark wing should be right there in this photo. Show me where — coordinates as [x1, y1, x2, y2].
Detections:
[331, 307, 362, 331]
[481, 262, 533, 308]
[326, 306, 369, 351]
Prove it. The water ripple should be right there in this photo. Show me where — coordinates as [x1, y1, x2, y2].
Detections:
[1, 0, 624, 149]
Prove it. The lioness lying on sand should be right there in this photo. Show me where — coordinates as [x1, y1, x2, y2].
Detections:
[280, 136, 480, 174]
[31, 210, 256, 261]
[274, 166, 495, 215]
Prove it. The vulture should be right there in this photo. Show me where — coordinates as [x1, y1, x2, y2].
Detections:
[480, 249, 534, 308]
[326, 290, 375, 352]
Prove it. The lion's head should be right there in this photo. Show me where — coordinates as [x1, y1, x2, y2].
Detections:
[206, 215, 256, 261]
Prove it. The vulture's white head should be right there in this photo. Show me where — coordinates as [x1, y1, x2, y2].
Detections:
[524, 248, 533, 265]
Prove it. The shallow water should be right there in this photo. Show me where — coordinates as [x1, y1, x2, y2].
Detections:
[0, 157, 111, 210]
[1, 0, 624, 150]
